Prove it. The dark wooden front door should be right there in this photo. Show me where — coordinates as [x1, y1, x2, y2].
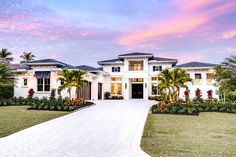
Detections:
[98, 83, 102, 100]
[77, 82, 91, 100]
[132, 84, 143, 98]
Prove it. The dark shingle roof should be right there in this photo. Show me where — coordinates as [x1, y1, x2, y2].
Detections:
[75, 65, 100, 72]
[97, 58, 122, 65]
[149, 57, 178, 66]
[118, 52, 153, 57]
[23, 59, 74, 69]
[176, 62, 217, 68]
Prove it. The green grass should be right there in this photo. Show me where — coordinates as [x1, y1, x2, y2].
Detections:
[141, 113, 236, 157]
[0, 106, 69, 138]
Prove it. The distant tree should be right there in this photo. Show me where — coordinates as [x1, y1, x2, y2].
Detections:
[20, 52, 35, 63]
[0, 48, 14, 62]
[214, 56, 236, 102]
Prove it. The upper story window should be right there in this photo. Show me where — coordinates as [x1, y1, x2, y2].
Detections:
[151, 77, 158, 81]
[111, 77, 122, 81]
[112, 67, 120, 72]
[153, 66, 162, 72]
[129, 61, 143, 71]
[22, 78, 28, 86]
[206, 73, 213, 83]
[37, 78, 50, 92]
[194, 73, 201, 83]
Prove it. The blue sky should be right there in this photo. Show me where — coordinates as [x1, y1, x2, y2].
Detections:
[0, 0, 236, 67]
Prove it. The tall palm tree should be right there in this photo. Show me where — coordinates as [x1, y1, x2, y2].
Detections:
[0, 48, 14, 62]
[224, 55, 236, 77]
[158, 68, 191, 101]
[20, 52, 35, 62]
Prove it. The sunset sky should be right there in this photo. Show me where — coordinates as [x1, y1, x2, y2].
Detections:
[1, 0, 236, 66]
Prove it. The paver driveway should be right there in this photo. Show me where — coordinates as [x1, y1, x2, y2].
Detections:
[0, 100, 155, 157]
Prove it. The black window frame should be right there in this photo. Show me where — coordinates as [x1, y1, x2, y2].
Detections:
[153, 66, 162, 72]
[37, 78, 50, 92]
[112, 67, 120, 72]
[23, 78, 28, 86]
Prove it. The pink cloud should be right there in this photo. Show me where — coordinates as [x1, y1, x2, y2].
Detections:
[174, 0, 215, 12]
[158, 53, 205, 64]
[222, 29, 236, 39]
[119, 15, 207, 45]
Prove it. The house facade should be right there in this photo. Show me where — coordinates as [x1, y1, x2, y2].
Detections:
[13, 52, 219, 100]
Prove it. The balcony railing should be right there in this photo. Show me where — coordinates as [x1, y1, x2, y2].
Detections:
[129, 65, 143, 71]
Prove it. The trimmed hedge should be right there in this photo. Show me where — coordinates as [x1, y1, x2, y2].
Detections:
[0, 97, 94, 112]
[152, 102, 236, 115]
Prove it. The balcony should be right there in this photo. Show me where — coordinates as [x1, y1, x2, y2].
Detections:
[129, 65, 143, 71]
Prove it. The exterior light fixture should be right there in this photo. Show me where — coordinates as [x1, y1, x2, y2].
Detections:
[145, 83, 147, 88]
[125, 83, 127, 89]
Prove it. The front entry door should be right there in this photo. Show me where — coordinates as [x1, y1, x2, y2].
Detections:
[132, 84, 143, 99]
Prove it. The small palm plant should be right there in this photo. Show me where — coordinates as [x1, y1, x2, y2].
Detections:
[158, 68, 191, 102]
[57, 69, 86, 98]
[0, 48, 14, 62]
[0, 63, 15, 88]
[20, 52, 35, 63]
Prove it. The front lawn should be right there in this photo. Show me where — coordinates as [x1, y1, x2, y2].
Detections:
[0, 106, 69, 137]
[141, 113, 236, 157]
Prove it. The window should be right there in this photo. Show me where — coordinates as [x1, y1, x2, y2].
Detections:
[129, 61, 144, 71]
[206, 73, 213, 83]
[152, 83, 158, 95]
[112, 67, 120, 72]
[111, 83, 122, 95]
[111, 77, 122, 81]
[130, 78, 143, 82]
[194, 73, 201, 83]
[23, 78, 28, 86]
[151, 77, 158, 81]
[37, 78, 44, 91]
[37, 78, 50, 92]
[60, 80, 64, 85]
[153, 66, 162, 71]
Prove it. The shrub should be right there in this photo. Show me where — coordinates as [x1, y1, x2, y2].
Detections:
[207, 89, 213, 100]
[28, 88, 35, 99]
[148, 96, 162, 101]
[104, 92, 111, 99]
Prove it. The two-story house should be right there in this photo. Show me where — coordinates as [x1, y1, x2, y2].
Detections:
[98, 52, 177, 100]
[13, 52, 219, 100]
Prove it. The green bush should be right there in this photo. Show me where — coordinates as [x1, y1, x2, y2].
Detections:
[152, 101, 236, 115]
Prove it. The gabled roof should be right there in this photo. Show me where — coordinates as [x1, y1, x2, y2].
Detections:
[75, 65, 100, 72]
[176, 62, 217, 68]
[118, 52, 154, 58]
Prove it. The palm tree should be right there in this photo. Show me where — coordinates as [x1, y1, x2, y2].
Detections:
[57, 69, 86, 98]
[71, 70, 87, 97]
[57, 69, 75, 98]
[0, 63, 15, 87]
[20, 52, 35, 62]
[158, 68, 191, 101]
[0, 48, 14, 62]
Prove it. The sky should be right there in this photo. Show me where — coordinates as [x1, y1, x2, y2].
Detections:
[0, 0, 236, 67]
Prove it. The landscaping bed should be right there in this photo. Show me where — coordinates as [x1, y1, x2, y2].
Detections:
[0, 97, 95, 112]
[151, 101, 236, 115]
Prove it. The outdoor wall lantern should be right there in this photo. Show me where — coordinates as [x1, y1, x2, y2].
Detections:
[125, 83, 127, 89]
[145, 83, 147, 88]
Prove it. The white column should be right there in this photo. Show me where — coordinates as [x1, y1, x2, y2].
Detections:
[91, 77, 98, 100]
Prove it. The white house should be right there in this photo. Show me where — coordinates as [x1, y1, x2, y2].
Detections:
[13, 52, 218, 100]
